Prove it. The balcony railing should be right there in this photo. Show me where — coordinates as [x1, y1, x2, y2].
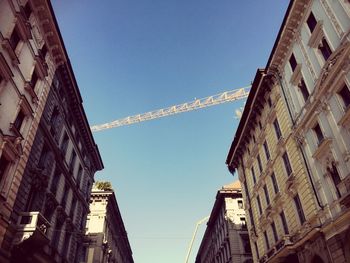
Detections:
[13, 212, 51, 246]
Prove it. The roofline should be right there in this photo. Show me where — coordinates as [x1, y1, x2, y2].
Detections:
[265, 0, 295, 70]
[46, 0, 104, 170]
[225, 69, 265, 168]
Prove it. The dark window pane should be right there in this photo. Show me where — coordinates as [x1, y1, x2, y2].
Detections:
[264, 185, 270, 205]
[307, 12, 317, 33]
[273, 119, 282, 139]
[271, 221, 278, 243]
[313, 123, 324, 145]
[264, 231, 270, 250]
[298, 78, 309, 102]
[280, 211, 289, 234]
[289, 53, 297, 71]
[61, 133, 69, 154]
[257, 195, 262, 215]
[24, 2, 32, 19]
[251, 167, 256, 184]
[318, 38, 332, 61]
[263, 141, 270, 161]
[14, 110, 25, 131]
[338, 84, 350, 109]
[257, 154, 263, 173]
[282, 152, 292, 176]
[30, 70, 38, 88]
[0, 155, 10, 182]
[9, 27, 21, 50]
[294, 194, 306, 224]
[271, 173, 279, 194]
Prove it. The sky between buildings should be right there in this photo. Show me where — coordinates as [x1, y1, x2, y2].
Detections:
[51, 1, 289, 262]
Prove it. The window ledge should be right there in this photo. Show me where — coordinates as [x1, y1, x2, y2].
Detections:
[308, 21, 324, 48]
[24, 82, 38, 104]
[290, 64, 302, 86]
[312, 138, 332, 160]
[1, 39, 20, 64]
[338, 106, 350, 127]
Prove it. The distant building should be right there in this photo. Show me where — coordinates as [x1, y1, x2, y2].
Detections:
[226, 0, 350, 263]
[0, 0, 104, 262]
[85, 183, 134, 263]
[195, 181, 252, 263]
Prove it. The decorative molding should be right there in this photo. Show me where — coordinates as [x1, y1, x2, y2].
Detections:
[307, 21, 324, 48]
[296, 34, 317, 81]
[320, 0, 344, 37]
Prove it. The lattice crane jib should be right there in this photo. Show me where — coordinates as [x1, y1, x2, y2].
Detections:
[90, 85, 251, 132]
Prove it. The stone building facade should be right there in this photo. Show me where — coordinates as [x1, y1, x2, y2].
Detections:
[226, 0, 350, 263]
[85, 185, 134, 263]
[0, 0, 104, 262]
[195, 181, 252, 263]
[0, 0, 66, 260]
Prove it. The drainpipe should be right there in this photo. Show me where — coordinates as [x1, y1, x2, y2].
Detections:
[268, 70, 324, 209]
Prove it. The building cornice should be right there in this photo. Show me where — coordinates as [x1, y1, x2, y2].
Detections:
[29, 0, 104, 171]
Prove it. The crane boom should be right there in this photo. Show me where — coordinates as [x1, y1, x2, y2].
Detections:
[90, 85, 250, 132]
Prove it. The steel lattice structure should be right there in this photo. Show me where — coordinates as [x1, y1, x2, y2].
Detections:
[90, 85, 251, 132]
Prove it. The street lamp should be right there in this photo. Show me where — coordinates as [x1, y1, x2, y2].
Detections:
[184, 216, 209, 263]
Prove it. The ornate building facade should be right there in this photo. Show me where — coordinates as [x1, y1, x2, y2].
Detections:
[0, 0, 62, 260]
[84, 184, 134, 263]
[227, 0, 350, 263]
[195, 181, 252, 263]
[0, 0, 104, 262]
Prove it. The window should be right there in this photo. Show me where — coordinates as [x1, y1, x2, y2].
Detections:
[252, 134, 256, 144]
[263, 141, 270, 161]
[60, 133, 69, 155]
[318, 38, 332, 61]
[0, 155, 10, 184]
[273, 118, 282, 140]
[50, 167, 61, 195]
[264, 231, 270, 250]
[61, 184, 69, 205]
[289, 53, 297, 71]
[271, 221, 278, 243]
[76, 165, 83, 188]
[327, 163, 341, 197]
[30, 70, 38, 89]
[268, 97, 272, 108]
[294, 194, 306, 224]
[271, 173, 279, 194]
[70, 196, 77, 219]
[41, 44, 48, 58]
[257, 154, 263, 174]
[254, 242, 259, 259]
[69, 150, 76, 173]
[251, 167, 256, 184]
[263, 185, 270, 205]
[9, 26, 21, 51]
[282, 152, 293, 176]
[338, 84, 350, 110]
[256, 195, 262, 215]
[307, 12, 317, 33]
[238, 200, 243, 209]
[280, 211, 289, 234]
[249, 208, 255, 230]
[51, 221, 63, 249]
[50, 107, 59, 135]
[23, 2, 32, 19]
[313, 123, 324, 145]
[240, 217, 246, 228]
[62, 232, 71, 259]
[13, 110, 25, 132]
[258, 121, 262, 130]
[38, 145, 49, 168]
[298, 78, 310, 102]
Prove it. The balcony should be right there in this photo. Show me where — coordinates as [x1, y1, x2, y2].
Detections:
[13, 212, 51, 246]
[259, 235, 293, 263]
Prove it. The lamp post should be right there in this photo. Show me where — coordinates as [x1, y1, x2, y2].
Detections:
[184, 216, 209, 263]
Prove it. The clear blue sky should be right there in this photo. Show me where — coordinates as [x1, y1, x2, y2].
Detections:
[51, 1, 289, 262]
